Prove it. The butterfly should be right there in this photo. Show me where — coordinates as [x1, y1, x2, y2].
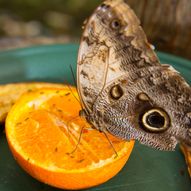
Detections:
[76, 0, 191, 151]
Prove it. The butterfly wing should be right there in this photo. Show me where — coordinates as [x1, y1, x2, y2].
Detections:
[77, 0, 191, 151]
[77, 0, 159, 113]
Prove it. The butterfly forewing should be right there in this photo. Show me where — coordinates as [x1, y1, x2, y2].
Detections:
[77, 0, 158, 111]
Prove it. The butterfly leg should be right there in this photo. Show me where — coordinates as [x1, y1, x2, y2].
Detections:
[70, 126, 85, 154]
[102, 130, 118, 158]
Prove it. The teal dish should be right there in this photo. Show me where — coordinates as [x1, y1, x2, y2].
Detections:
[0, 44, 190, 191]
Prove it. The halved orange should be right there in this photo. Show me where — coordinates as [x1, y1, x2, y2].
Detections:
[5, 86, 134, 190]
[180, 144, 191, 176]
[0, 82, 66, 123]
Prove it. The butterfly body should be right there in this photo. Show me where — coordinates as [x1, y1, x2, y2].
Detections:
[77, 0, 191, 151]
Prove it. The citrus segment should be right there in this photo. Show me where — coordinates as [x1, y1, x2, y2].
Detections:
[0, 82, 66, 123]
[6, 87, 134, 190]
[180, 144, 191, 176]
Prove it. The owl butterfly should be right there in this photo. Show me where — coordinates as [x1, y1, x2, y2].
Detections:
[77, 0, 191, 151]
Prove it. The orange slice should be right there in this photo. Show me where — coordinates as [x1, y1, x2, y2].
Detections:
[5, 87, 134, 190]
[180, 144, 191, 176]
[0, 82, 65, 123]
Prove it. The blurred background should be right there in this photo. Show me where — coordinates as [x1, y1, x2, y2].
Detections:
[0, 0, 190, 59]
[0, 0, 101, 40]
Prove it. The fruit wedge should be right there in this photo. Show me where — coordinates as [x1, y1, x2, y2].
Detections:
[180, 144, 191, 176]
[0, 82, 65, 123]
[6, 87, 134, 190]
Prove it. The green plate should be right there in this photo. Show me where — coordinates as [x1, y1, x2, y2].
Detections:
[0, 44, 190, 191]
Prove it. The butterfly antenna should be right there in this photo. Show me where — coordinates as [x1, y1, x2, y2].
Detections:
[103, 130, 118, 158]
[61, 73, 81, 106]
[59, 77, 78, 103]
[69, 64, 77, 87]
[69, 64, 84, 110]
[70, 126, 85, 154]
[66, 84, 81, 104]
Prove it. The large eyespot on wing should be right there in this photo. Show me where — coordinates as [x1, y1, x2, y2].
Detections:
[77, 0, 160, 113]
[140, 108, 170, 133]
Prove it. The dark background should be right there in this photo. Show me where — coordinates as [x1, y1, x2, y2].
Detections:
[0, 0, 101, 39]
[0, 0, 190, 59]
